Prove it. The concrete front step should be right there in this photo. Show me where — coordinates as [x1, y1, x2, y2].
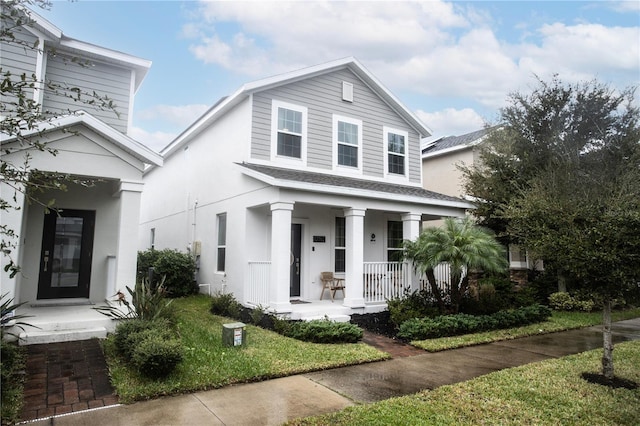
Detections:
[300, 314, 352, 323]
[19, 327, 107, 345]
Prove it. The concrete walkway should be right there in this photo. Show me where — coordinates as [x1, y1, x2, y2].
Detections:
[23, 318, 640, 426]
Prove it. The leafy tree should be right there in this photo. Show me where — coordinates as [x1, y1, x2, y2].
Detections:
[404, 217, 508, 314]
[1, 0, 117, 278]
[462, 76, 640, 380]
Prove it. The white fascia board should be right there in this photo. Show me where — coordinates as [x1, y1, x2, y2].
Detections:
[19, 6, 62, 40]
[421, 143, 473, 160]
[2, 112, 163, 167]
[239, 167, 474, 210]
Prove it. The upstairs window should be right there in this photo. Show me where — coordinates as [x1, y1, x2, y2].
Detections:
[272, 100, 307, 162]
[384, 127, 408, 177]
[333, 115, 362, 170]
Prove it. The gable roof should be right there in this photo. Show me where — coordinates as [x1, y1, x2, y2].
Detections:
[238, 162, 473, 209]
[19, 7, 151, 92]
[1, 111, 163, 167]
[160, 57, 431, 159]
[422, 127, 496, 159]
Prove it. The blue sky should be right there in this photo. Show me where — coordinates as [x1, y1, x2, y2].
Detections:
[41, 1, 639, 152]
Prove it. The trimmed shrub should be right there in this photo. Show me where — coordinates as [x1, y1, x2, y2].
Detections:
[398, 304, 551, 340]
[549, 292, 596, 312]
[210, 292, 242, 319]
[286, 319, 363, 343]
[113, 318, 173, 359]
[131, 334, 183, 378]
[137, 249, 197, 298]
[387, 289, 442, 327]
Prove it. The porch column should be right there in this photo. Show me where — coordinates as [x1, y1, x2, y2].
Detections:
[343, 208, 366, 308]
[269, 202, 293, 313]
[113, 181, 144, 300]
[402, 212, 422, 292]
[0, 179, 25, 302]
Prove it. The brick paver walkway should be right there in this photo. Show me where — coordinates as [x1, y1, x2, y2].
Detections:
[20, 339, 118, 422]
[361, 330, 424, 358]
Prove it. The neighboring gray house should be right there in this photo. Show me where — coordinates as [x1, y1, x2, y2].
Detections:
[1, 7, 162, 343]
[140, 58, 473, 320]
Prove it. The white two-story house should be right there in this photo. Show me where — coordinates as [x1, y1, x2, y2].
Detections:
[140, 58, 472, 319]
[1, 7, 162, 343]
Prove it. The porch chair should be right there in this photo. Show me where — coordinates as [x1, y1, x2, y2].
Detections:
[319, 271, 345, 302]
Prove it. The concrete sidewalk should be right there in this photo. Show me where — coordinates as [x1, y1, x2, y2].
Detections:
[24, 318, 640, 426]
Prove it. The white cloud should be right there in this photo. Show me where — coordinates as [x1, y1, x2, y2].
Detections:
[180, 0, 638, 129]
[129, 126, 177, 153]
[417, 107, 486, 140]
[136, 104, 210, 128]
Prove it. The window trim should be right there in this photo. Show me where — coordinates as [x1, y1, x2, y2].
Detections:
[270, 99, 308, 165]
[216, 213, 227, 273]
[332, 114, 363, 173]
[383, 126, 409, 180]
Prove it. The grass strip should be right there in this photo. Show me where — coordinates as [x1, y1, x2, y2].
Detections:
[289, 339, 640, 425]
[105, 295, 388, 403]
[412, 308, 640, 352]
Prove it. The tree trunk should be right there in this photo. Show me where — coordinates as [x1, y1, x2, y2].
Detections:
[557, 271, 567, 292]
[425, 269, 445, 313]
[451, 273, 462, 314]
[602, 296, 614, 380]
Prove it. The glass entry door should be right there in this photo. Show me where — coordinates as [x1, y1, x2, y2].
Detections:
[37, 209, 95, 299]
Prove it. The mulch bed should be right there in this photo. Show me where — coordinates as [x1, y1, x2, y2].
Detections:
[581, 372, 639, 390]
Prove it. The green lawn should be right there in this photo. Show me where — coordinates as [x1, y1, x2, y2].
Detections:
[289, 340, 640, 426]
[105, 295, 388, 403]
[411, 308, 640, 352]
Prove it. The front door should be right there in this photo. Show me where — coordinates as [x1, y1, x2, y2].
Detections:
[290, 224, 301, 297]
[37, 209, 95, 299]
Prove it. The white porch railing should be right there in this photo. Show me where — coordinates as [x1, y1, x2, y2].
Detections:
[419, 263, 467, 295]
[363, 262, 410, 303]
[247, 261, 270, 306]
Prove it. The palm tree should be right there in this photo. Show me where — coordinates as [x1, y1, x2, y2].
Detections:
[404, 217, 508, 313]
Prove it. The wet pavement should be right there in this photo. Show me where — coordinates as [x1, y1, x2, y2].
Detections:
[22, 317, 640, 426]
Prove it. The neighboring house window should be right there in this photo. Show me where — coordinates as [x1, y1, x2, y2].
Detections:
[333, 115, 362, 170]
[384, 126, 408, 177]
[335, 217, 346, 273]
[217, 213, 227, 272]
[271, 100, 307, 162]
[387, 221, 403, 262]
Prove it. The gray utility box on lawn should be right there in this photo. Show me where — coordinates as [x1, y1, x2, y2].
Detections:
[222, 322, 246, 347]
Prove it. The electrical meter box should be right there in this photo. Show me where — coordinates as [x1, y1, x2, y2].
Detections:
[222, 322, 246, 347]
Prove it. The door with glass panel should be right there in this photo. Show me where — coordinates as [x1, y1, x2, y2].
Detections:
[37, 209, 95, 299]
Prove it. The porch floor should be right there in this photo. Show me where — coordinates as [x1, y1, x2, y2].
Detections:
[286, 298, 386, 321]
[15, 304, 117, 345]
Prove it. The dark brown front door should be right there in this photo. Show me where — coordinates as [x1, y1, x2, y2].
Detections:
[37, 209, 95, 299]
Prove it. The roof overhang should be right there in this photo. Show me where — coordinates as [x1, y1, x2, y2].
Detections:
[238, 163, 474, 210]
[1, 111, 163, 167]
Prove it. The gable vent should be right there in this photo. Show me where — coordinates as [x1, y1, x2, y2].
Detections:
[342, 81, 354, 102]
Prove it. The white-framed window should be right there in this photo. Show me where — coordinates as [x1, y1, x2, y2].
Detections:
[383, 126, 408, 177]
[334, 216, 346, 273]
[216, 213, 227, 272]
[387, 220, 404, 262]
[271, 100, 307, 164]
[333, 115, 362, 171]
